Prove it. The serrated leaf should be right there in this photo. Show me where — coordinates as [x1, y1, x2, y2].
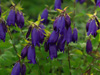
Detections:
[87, 13, 93, 18]
[10, 0, 15, 6]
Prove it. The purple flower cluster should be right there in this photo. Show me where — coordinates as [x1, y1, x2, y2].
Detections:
[45, 14, 78, 60]
[7, 9, 24, 28]
[11, 62, 26, 75]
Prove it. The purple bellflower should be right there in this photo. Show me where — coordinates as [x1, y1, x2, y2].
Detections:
[87, 20, 98, 37]
[41, 9, 48, 24]
[65, 14, 71, 29]
[86, 40, 92, 53]
[48, 30, 59, 44]
[72, 28, 78, 43]
[27, 46, 36, 64]
[64, 27, 72, 44]
[0, 21, 7, 42]
[16, 11, 24, 28]
[21, 45, 29, 59]
[11, 62, 21, 75]
[31, 28, 40, 46]
[21, 63, 26, 75]
[7, 9, 15, 26]
[57, 35, 66, 52]
[49, 44, 57, 60]
[54, 0, 62, 10]
[96, 0, 100, 7]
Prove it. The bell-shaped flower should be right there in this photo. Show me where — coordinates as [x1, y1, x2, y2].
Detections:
[21, 45, 29, 59]
[0, 21, 7, 42]
[49, 44, 57, 60]
[87, 20, 98, 37]
[64, 27, 72, 44]
[65, 14, 71, 29]
[27, 46, 36, 64]
[11, 62, 21, 75]
[58, 16, 65, 34]
[57, 35, 65, 52]
[86, 40, 92, 53]
[31, 28, 40, 46]
[48, 30, 59, 44]
[21, 63, 26, 75]
[38, 24, 45, 44]
[54, 0, 62, 10]
[86, 20, 91, 32]
[16, 11, 24, 28]
[41, 9, 48, 24]
[72, 28, 78, 43]
[53, 17, 59, 32]
[7, 9, 15, 26]
[26, 25, 32, 38]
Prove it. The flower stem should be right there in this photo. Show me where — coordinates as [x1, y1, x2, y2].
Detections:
[67, 44, 71, 75]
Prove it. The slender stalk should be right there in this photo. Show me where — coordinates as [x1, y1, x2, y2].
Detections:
[73, 0, 76, 27]
[67, 44, 71, 75]
[93, 2, 96, 13]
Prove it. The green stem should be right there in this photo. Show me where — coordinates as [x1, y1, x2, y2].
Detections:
[67, 45, 71, 75]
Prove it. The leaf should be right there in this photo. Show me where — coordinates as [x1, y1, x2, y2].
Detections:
[71, 49, 83, 55]
[56, 9, 63, 13]
[64, 6, 68, 11]
[10, 0, 15, 6]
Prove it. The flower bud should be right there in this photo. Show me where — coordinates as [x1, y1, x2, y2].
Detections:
[7, 9, 15, 26]
[11, 62, 21, 75]
[21, 45, 29, 59]
[86, 40, 92, 53]
[21, 63, 26, 75]
[72, 28, 78, 43]
[27, 46, 36, 64]
[41, 9, 48, 24]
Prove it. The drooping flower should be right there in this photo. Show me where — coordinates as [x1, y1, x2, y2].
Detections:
[41, 9, 48, 24]
[57, 16, 65, 34]
[38, 24, 45, 44]
[72, 28, 78, 43]
[21, 63, 26, 75]
[16, 11, 24, 28]
[0, 21, 7, 42]
[86, 20, 91, 32]
[96, 0, 100, 7]
[31, 28, 40, 46]
[48, 30, 59, 44]
[65, 14, 71, 29]
[21, 45, 29, 59]
[49, 44, 57, 60]
[26, 25, 32, 38]
[76, 0, 85, 4]
[27, 46, 36, 64]
[57, 35, 65, 52]
[7, 9, 15, 26]
[11, 62, 21, 75]
[87, 19, 98, 37]
[86, 40, 92, 53]
[54, 0, 62, 10]
[64, 27, 72, 44]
